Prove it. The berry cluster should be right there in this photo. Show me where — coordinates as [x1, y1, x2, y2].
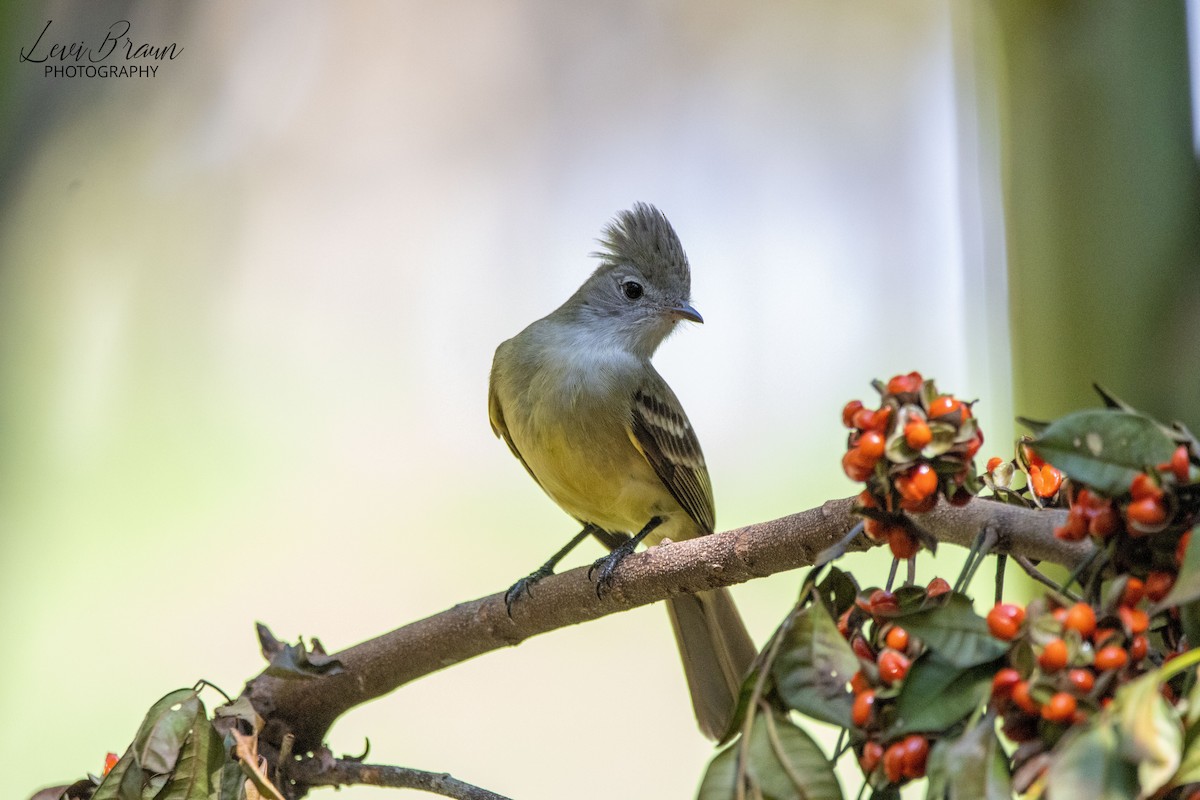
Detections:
[841, 578, 950, 787]
[986, 587, 1157, 750]
[842, 373, 982, 558]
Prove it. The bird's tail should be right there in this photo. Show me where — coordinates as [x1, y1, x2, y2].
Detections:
[666, 588, 757, 740]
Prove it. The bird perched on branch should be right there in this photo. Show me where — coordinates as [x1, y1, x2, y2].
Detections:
[488, 203, 756, 739]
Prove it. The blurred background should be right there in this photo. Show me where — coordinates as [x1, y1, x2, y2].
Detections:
[1, 2, 1197, 798]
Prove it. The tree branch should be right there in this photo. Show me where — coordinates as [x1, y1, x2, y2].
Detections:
[288, 754, 513, 800]
[246, 496, 1086, 753]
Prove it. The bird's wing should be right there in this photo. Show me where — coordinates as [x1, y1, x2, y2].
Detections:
[488, 373, 547, 494]
[627, 370, 716, 535]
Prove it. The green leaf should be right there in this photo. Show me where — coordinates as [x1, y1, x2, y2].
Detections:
[816, 566, 859, 619]
[771, 600, 859, 728]
[1029, 409, 1177, 496]
[154, 715, 225, 800]
[941, 715, 1012, 800]
[131, 689, 204, 776]
[1111, 670, 1183, 795]
[92, 751, 146, 800]
[890, 593, 1009, 668]
[216, 732, 248, 800]
[1047, 723, 1140, 800]
[750, 713, 842, 800]
[698, 714, 843, 800]
[890, 655, 995, 736]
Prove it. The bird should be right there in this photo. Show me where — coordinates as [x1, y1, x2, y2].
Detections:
[487, 202, 756, 739]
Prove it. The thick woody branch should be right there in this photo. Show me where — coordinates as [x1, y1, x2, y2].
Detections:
[246, 496, 1087, 752]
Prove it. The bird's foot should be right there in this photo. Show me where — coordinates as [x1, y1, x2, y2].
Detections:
[588, 537, 641, 598]
[504, 565, 553, 616]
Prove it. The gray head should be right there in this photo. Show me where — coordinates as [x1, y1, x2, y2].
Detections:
[562, 203, 701, 359]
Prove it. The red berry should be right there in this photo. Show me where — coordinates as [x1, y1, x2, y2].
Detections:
[986, 456, 1004, 474]
[869, 589, 900, 615]
[991, 667, 1020, 701]
[852, 689, 876, 727]
[1129, 635, 1149, 661]
[1126, 496, 1168, 528]
[850, 670, 871, 695]
[1055, 508, 1089, 541]
[1158, 445, 1190, 484]
[895, 463, 938, 502]
[1063, 603, 1097, 638]
[886, 372, 924, 395]
[1145, 570, 1175, 603]
[926, 577, 951, 597]
[859, 740, 883, 774]
[1130, 473, 1162, 501]
[843, 400, 865, 428]
[842, 447, 877, 482]
[103, 753, 120, 776]
[883, 742, 906, 784]
[878, 649, 911, 685]
[1011, 680, 1040, 714]
[1038, 638, 1069, 672]
[928, 395, 964, 419]
[888, 528, 920, 559]
[852, 636, 875, 661]
[1120, 577, 1145, 607]
[1067, 668, 1094, 694]
[986, 603, 1025, 640]
[1088, 505, 1121, 537]
[1041, 692, 1077, 723]
[1095, 645, 1129, 671]
[900, 734, 929, 779]
[858, 430, 886, 460]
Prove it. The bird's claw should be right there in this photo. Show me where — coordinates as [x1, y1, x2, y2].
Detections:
[505, 568, 550, 617]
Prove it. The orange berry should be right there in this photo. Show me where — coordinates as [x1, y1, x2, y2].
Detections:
[1030, 464, 1064, 498]
[1041, 692, 1077, 723]
[1120, 577, 1145, 607]
[1052, 607, 1068, 624]
[964, 431, 984, 460]
[1129, 635, 1149, 661]
[1178, 531, 1192, 566]
[858, 489, 879, 508]
[1118, 607, 1149, 635]
[895, 463, 938, 502]
[987, 603, 1025, 640]
[103, 752, 120, 776]
[929, 395, 966, 419]
[885, 626, 909, 651]
[1011, 680, 1040, 714]
[888, 528, 921, 559]
[1126, 496, 1168, 528]
[1038, 638, 1069, 672]
[852, 689, 876, 727]
[878, 649, 911, 685]
[859, 740, 883, 774]
[886, 372, 924, 395]
[986, 456, 1004, 474]
[858, 430, 886, 460]
[1130, 473, 1162, 501]
[1064, 603, 1097, 638]
[1094, 645, 1129, 671]
[1055, 508, 1089, 541]
[842, 447, 877, 482]
[1145, 570, 1175, 603]
[991, 667, 1020, 701]
[862, 406, 893, 433]
[1158, 445, 1190, 484]
[850, 670, 871, 695]
[904, 419, 933, 450]
[1067, 668, 1094, 694]
[926, 577, 951, 597]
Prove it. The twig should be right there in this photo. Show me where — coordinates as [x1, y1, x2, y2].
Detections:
[1013, 554, 1079, 601]
[289, 757, 513, 800]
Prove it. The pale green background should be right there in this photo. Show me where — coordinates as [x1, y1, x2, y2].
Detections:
[3, 3, 1195, 799]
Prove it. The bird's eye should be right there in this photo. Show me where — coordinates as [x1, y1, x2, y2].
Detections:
[622, 281, 644, 300]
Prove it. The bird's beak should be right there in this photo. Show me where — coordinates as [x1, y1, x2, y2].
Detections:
[669, 303, 704, 324]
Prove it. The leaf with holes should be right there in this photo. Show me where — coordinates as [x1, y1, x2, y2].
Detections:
[1029, 410, 1176, 496]
[771, 599, 858, 728]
